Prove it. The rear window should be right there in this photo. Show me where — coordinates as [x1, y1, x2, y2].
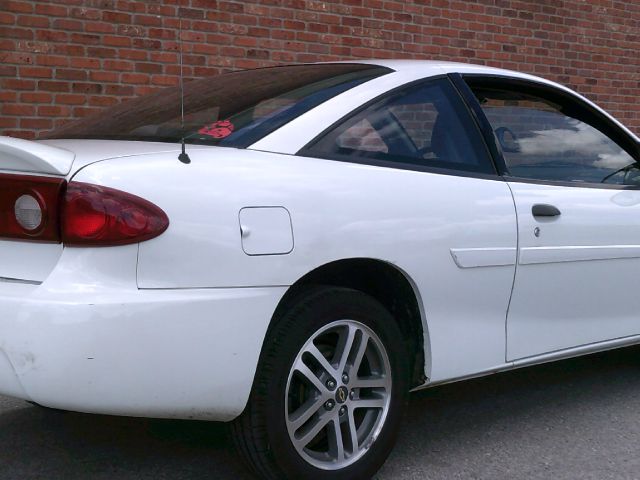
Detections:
[42, 64, 392, 148]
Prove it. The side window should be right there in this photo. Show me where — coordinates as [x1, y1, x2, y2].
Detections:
[469, 84, 640, 185]
[304, 78, 495, 175]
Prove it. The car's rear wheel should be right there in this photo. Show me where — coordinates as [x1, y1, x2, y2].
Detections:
[231, 286, 409, 480]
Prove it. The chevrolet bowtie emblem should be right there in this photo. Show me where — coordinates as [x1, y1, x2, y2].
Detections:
[336, 386, 348, 404]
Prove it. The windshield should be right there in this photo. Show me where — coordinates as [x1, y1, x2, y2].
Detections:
[42, 64, 392, 148]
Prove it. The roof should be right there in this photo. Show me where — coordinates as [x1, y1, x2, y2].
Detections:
[315, 59, 640, 143]
[352, 58, 549, 84]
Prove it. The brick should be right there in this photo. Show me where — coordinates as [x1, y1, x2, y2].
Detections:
[3, 78, 36, 90]
[0, 117, 18, 128]
[69, 58, 99, 69]
[0, 12, 16, 24]
[3, 104, 36, 116]
[136, 63, 163, 74]
[38, 105, 71, 117]
[85, 21, 116, 33]
[103, 59, 134, 71]
[55, 69, 88, 81]
[148, 28, 175, 39]
[0, 36, 14, 49]
[16, 15, 49, 27]
[102, 35, 132, 47]
[70, 7, 101, 20]
[55, 94, 87, 105]
[17, 40, 53, 53]
[38, 80, 70, 92]
[121, 73, 150, 84]
[20, 92, 52, 103]
[35, 30, 68, 42]
[37, 55, 70, 66]
[105, 84, 135, 95]
[0, 91, 18, 103]
[87, 47, 117, 58]
[178, 7, 204, 19]
[70, 33, 101, 45]
[20, 118, 53, 129]
[0, 65, 18, 77]
[102, 11, 131, 23]
[132, 38, 161, 49]
[119, 48, 148, 60]
[3, 1, 33, 13]
[34, 3, 68, 16]
[0, 26, 33, 39]
[151, 75, 179, 86]
[134, 15, 163, 26]
[88, 95, 119, 107]
[71, 82, 103, 94]
[52, 19, 83, 31]
[90, 71, 118, 82]
[19, 66, 51, 78]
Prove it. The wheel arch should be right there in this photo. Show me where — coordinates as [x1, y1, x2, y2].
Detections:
[272, 258, 430, 388]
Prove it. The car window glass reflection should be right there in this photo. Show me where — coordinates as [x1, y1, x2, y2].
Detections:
[474, 89, 639, 185]
[309, 79, 495, 175]
[42, 64, 392, 148]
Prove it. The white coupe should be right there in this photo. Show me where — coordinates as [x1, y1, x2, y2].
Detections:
[1, 60, 640, 479]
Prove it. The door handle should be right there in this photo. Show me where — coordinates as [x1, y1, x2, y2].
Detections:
[532, 204, 561, 217]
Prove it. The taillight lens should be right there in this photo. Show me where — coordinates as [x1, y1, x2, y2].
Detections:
[62, 182, 169, 246]
[15, 194, 44, 231]
[0, 175, 168, 246]
[0, 173, 65, 242]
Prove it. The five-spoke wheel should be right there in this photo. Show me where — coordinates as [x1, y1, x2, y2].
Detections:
[232, 287, 409, 480]
[285, 320, 392, 470]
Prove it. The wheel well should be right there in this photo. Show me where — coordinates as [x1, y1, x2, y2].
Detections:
[278, 259, 427, 388]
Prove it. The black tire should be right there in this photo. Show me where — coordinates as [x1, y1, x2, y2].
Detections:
[231, 286, 410, 480]
[27, 401, 68, 414]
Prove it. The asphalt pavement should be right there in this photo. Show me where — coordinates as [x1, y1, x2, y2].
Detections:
[2, 346, 640, 479]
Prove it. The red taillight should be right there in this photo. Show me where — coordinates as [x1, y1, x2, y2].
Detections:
[0, 173, 65, 242]
[62, 182, 169, 246]
[0, 175, 168, 246]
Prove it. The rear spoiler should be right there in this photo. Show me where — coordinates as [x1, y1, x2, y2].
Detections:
[0, 136, 75, 176]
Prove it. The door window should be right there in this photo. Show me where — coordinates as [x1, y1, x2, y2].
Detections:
[469, 84, 640, 185]
[304, 78, 496, 175]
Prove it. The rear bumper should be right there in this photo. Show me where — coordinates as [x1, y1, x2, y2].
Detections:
[0, 280, 285, 421]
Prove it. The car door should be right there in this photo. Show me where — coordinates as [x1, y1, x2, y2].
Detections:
[299, 76, 519, 381]
[462, 75, 640, 361]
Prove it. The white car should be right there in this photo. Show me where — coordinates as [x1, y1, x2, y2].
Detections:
[1, 60, 640, 479]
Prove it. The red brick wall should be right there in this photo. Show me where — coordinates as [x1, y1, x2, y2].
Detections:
[1, 0, 639, 139]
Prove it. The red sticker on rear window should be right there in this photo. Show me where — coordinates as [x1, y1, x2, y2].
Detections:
[198, 119, 235, 139]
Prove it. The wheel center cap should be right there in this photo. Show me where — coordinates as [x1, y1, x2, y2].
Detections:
[335, 386, 348, 404]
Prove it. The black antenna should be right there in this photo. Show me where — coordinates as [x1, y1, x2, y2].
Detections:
[177, 11, 191, 164]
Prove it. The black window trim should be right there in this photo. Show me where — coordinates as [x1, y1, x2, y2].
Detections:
[296, 74, 502, 181]
[448, 73, 508, 176]
[458, 73, 640, 191]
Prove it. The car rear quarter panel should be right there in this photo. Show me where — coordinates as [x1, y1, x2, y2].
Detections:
[71, 147, 517, 383]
